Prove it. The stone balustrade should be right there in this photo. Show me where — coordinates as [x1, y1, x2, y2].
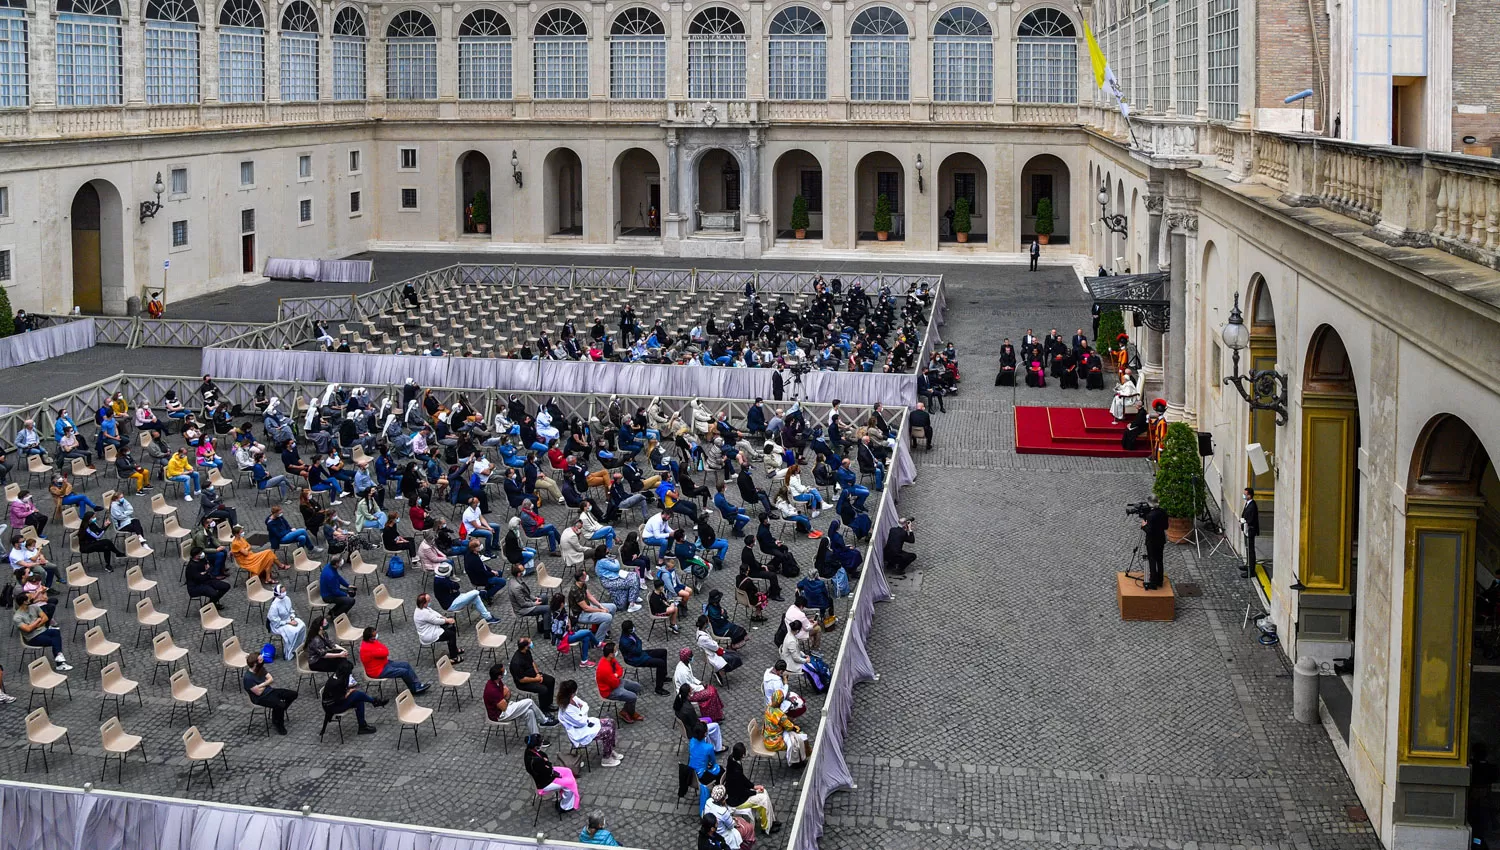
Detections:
[1199, 125, 1500, 271]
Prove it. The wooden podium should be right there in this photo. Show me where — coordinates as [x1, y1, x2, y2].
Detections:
[1117, 572, 1175, 621]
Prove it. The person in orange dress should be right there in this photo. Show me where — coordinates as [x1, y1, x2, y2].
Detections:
[230, 524, 283, 583]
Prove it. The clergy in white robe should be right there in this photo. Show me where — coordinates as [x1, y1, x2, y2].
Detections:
[1110, 372, 1141, 421]
[266, 585, 307, 660]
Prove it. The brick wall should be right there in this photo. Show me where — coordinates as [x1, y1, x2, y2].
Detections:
[1451, 0, 1500, 154]
[1256, 0, 1330, 129]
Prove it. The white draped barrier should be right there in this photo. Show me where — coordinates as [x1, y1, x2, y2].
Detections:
[200, 348, 921, 406]
[0, 319, 95, 368]
[0, 781, 627, 850]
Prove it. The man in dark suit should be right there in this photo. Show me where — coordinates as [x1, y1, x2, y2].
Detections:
[908, 402, 933, 449]
[884, 517, 916, 578]
[1029, 239, 1041, 271]
[1141, 496, 1168, 590]
[1240, 487, 1260, 578]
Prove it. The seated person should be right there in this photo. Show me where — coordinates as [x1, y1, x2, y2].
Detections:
[358, 626, 428, 695]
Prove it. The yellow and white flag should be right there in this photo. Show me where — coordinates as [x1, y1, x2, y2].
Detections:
[1079, 11, 1125, 110]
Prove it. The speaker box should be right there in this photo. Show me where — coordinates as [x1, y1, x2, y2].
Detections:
[1197, 431, 1215, 457]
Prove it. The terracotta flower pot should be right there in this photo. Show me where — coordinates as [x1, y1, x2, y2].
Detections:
[1037, 233, 1050, 245]
[1166, 516, 1194, 544]
[795, 229, 806, 239]
[956, 232, 969, 243]
[476, 224, 488, 233]
[876, 231, 889, 241]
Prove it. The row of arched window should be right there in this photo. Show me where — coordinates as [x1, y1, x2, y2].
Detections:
[0, 1, 1078, 108]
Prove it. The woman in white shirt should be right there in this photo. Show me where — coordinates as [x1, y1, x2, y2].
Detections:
[695, 616, 744, 679]
[556, 678, 622, 767]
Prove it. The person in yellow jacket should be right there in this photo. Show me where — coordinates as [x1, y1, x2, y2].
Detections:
[164, 447, 202, 502]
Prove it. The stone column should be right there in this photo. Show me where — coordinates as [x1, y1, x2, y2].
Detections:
[743, 129, 764, 254]
[1165, 216, 1188, 420]
[1139, 192, 1164, 383]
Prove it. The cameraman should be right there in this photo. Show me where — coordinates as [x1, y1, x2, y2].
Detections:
[884, 517, 916, 579]
[1140, 495, 1168, 590]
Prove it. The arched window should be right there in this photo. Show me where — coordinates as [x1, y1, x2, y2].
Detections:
[533, 7, 587, 100]
[56, 0, 123, 106]
[767, 6, 825, 101]
[386, 9, 437, 100]
[687, 7, 744, 100]
[144, 0, 197, 105]
[0, 0, 25, 108]
[849, 6, 908, 102]
[279, 0, 318, 102]
[217, 0, 264, 103]
[1205, 0, 1238, 120]
[932, 6, 990, 102]
[1016, 7, 1076, 103]
[331, 6, 365, 101]
[458, 9, 512, 99]
[608, 7, 664, 100]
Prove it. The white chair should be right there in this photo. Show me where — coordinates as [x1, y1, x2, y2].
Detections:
[98, 661, 141, 719]
[197, 603, 234, 652]
[169, 668, 211, 726]
[124, 564, 159, 609]
[394, 688, 436, 752]
[134, 597, 169, 648]
[82, 626, 122, 681]
[69, 593, 109, 641]
[98, 716, 146, 781]
[26, 656, 70, 712]
[23, 708, 71, 773]
[371, 583, 405, 627]
[219, 635, 250, 691]
[432, 654, 472, 710]
[151, 630, 190, 684]
[182, 726, 228, 792]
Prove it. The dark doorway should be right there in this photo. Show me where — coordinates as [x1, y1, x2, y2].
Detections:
[70, 183, 104, 313]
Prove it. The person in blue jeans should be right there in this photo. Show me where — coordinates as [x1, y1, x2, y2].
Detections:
[265, 505, 314, 550]
[52, 474, 103, 514]
[319, 669, 383, 735]
[548, 594, 597, 664]
[713, 484, 751, 536]
[252, 454, 291, 502]
[834, 458, 870, 511]
[358, 627, 428, 695]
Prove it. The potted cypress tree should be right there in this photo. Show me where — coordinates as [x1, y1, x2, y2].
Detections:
[472, 190, 489, 233]
[1154, 421, 1203, 543]
[0, 286, 14, 337]
[873, 194, 893, 241]
[953, 197, 971, 243]
[790, 195, 810, 240]
[1034, 197, 1054, 245]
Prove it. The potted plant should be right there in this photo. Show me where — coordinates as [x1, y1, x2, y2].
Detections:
[472, 190, 490, 234]
[873, 193, 893, 241]
[953, 197, 971, 243]
[1154, 421, 1203, 543]
[790, 194, 810, 240]
[1034, 197, 1054, 245]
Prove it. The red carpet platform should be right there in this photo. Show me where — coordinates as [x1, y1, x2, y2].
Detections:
[1014, 406, 1151, 458]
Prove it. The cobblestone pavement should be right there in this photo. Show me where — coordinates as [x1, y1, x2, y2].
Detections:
[0, 414, 844, 849]
[0, 346, 203, 406]
[819, 267, 1381, 850]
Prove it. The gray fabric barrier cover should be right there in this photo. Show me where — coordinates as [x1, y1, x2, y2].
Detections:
[0, 782, 626, 850]
[200, 348, 918, 406]
[0, 319, 94, 369]
[264, 258, 321, 281]
[265, 259, 374, 283]
[789, 426, 913, 850]
[317, 259, 374, 283]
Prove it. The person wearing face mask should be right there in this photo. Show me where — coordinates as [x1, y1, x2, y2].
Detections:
[509, 636, 556, 712]
[266, 582, 307, 659]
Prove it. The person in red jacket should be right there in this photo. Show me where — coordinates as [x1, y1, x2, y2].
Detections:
[359, 626, 428, 695]
[594, 641, 645, 723]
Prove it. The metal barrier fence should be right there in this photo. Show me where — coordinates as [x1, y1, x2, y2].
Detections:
[30, 314, 267, 348]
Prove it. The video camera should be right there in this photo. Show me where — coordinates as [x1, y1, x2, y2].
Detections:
[1125, 501, 1153, 518]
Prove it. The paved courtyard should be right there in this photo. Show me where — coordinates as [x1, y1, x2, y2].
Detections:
[820, 267, 1380, 850]
[0, 256, 1382, 850]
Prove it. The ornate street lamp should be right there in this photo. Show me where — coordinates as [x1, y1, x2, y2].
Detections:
[1097, 182, 1126, 236]
[511, 150, 523, 189]
[1221, 291, 1289, 425]
[139, 172, 166, 223]
[914, 153, 924, 194]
